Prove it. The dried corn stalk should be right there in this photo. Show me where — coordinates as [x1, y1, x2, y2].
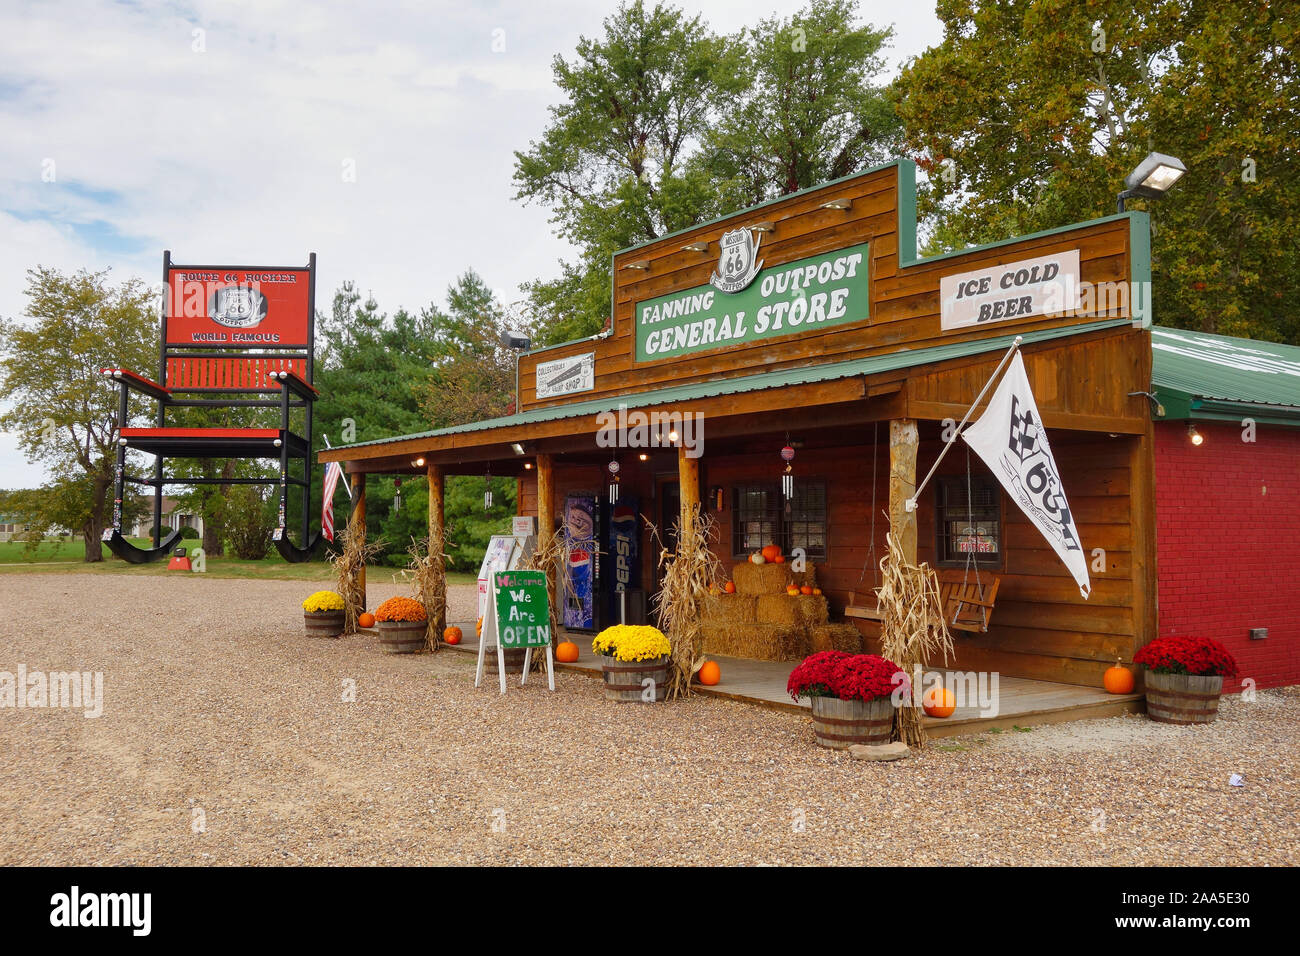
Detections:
[400, 536, 448, 652]
[329, 525, 385, 635]
[876, 530, 953, 748]
[649, 508, 724, 700]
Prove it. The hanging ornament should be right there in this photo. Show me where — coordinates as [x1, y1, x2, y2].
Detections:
[781, 441, 795, 512]
[483, 464, 493, 511]
[393, 477, 402, 514]
[608, 458, 621, 505]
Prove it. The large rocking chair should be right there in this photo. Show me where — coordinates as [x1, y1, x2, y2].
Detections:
[101, 251, 323, 563]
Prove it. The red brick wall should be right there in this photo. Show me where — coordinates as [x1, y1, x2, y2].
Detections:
[1155, 421, 1300, 690]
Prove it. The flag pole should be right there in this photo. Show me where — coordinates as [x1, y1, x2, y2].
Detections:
[904, 335, 1022, 513]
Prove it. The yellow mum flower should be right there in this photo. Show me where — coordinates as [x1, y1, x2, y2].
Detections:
[592, 624, 670, 662]
[302, 590, 345, 613]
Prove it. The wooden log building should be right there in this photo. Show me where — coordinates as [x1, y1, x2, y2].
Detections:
[320, 159, 1300, 691]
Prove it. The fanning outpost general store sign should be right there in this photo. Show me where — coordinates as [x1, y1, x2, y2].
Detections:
[635, 232, 870, 362]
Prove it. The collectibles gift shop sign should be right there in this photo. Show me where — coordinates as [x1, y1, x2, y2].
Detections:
[634, 235, 870, 362]
[166, 267, 312, 346]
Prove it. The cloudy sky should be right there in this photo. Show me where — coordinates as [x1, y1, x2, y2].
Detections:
[0, 0, 943, 487]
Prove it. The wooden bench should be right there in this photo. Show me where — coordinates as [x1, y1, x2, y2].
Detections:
[845, 570, 1001, 634]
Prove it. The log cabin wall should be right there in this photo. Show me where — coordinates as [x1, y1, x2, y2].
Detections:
[517, 160, 1145, 413]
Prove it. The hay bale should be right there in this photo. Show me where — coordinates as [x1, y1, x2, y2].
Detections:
[733, 561, 789, 595]
[795, 594, 829, 626]
[811, 623, 863, 655]
[701, 592, 757, 624]
[788, 565, 820, 589]
[755, 593, 802, 627]
[701, 622, 810, 661]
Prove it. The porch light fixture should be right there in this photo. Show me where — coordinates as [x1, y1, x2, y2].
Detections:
[523, 461, 533, 470]
[750, 221, 776, 233]
[638, 452, 648, 461]
[819, 198, 852, 211]
[680, 241, 709, 253]
[667, 427, 680, 444]
[412, 457, 425, 468]
[1117, 152, 1186, 211]
[510, 442, 525, 456]
[1188, 424, 1204, 446]
[499, 330, 531, 351]
[621, 259, 650, 271]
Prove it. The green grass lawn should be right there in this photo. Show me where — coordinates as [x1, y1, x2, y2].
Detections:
[0, 538, 477, 584]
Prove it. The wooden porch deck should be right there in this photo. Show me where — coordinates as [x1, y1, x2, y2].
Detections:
[445, 625, 1144, 738]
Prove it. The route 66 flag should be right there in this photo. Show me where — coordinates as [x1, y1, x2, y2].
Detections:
[961, 353, 1091, 598]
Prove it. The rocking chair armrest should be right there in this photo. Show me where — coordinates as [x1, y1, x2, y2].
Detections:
[271, 369, 318, 401]
[101, 367, 170, 401]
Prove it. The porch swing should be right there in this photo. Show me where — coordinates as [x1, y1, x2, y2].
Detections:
[844, 423, 1001, 634]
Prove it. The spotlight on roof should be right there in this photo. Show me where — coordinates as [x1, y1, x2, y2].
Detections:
[621, 259, 650, 271]
[749, 221, 776, 233]
[510, 443, 525, 456]
[500, 330, 531, 351]
[1118, 152, 1186, 211]
[680, 241, 709, 253]
[819, 198, 852, 211]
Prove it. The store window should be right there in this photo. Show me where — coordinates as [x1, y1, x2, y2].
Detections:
[731, 480, 827, 559]
[936, 476, 1001, 567]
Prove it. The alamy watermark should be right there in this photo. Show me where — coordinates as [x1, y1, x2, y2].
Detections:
[595, 404, 705, 458]
[1, 665, 103, 718]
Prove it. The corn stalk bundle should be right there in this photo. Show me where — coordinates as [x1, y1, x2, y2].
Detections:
[649, 508, 724, 700]
[328, 526, 385, 635]
[401, 536, 448, 652]
[876, 530, 953, 748]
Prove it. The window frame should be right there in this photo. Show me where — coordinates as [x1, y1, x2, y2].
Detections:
[730, 478, 828, 560]
[934, 475, 1004, 570]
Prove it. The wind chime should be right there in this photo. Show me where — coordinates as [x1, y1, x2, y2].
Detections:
[483, 463, 493, 511]
[607, 456, 620, 504]
[780, 437, 795, 514]
[392, 477, 402, 514]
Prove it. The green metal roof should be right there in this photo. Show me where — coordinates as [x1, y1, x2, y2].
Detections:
[334, 318, 1131, 452]
[1152, 326, 1300, 423]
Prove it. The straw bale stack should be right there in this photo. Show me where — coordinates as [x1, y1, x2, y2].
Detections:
[732, 561, 789, 595]
[810, 623, 864, 654]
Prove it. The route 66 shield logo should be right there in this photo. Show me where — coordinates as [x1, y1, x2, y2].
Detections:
[710, 228, 763, 293]
[208, 284, 268, 329]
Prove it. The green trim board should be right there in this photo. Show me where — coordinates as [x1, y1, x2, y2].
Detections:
[331, 319, 1131, 452]
[1151, 326, 1300, 424]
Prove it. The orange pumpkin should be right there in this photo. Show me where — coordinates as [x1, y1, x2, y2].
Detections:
[923, 685, 957, 718]
[443, 626, 462, 645]
[812, 587, 822, 596]
[786, 585, 801, 596]
[723, 581, 736, 594]
[697, 660, 721, 686]
[800, 584, 813, 595]
[556, 640, 580, 663]
[761, 543, 781, 562]
[358, 612, 376, 629]
[1103, 659, 1135, 694]
[772, 554, 785, 564]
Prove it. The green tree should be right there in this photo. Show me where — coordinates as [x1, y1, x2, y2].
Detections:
[695, 0, 900, 209]
[897, 0, 1299, 343]
[0, 267, 156, 559]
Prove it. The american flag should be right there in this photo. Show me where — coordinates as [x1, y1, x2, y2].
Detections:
[321, 460, 343, 541]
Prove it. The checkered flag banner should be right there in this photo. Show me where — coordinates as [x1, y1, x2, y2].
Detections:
[962, 352, 1091, 598]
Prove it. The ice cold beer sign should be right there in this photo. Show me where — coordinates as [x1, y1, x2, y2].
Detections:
[940, 250, 1081, 331]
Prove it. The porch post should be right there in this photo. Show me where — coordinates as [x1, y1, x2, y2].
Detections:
[888, 419, 919, 563]
[427, 462, 446, 636]
[536, 453, 554, 553]
[678, 444, 700, 538]
[350, 471, 366, 609]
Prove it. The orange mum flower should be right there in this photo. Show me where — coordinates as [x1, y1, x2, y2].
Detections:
[373, 597, 428, 623]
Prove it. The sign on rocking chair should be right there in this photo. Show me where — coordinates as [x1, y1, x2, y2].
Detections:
[475, 569, 555, 695]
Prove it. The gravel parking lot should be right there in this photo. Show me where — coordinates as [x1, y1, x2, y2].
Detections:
[1, 574, 1295, 866]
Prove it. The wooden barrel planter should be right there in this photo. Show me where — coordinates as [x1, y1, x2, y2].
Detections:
[600, 655, 669, 702]
[1145, 672, 1224, 725]
[304, 610, 344, 638]
[484, 647, 528, 675]
[809, 696, 894, 749]
[376, 620, 427, 654]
